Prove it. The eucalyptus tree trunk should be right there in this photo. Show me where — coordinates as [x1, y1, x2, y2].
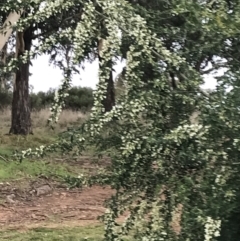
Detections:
[0, 43, 7, 90]
[0, 11, 22, 51]
[9, 28, 33, 135]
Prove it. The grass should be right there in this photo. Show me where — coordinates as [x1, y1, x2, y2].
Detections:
[0, 226, 104, 241]
[1, 225, 133, 241]
[0, 108, 89, 182]
[0, 108, 125, 241]
[0, 159, 77, 182]
[0, 226, 132, 241]
[0, 108, 88, 149]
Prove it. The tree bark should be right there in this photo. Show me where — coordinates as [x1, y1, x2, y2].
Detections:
[9, 28, 33, 135]
[0, 11, 22, 52]
[0, 43, 7, 90]
[98, 39, 115, 112]
[101, 65, 115, 112]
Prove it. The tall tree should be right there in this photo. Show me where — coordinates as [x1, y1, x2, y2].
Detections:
[9, 28, 34, 135]
[0, 6, 34, 134]
[0, 10, 22, 51]
[3, 2, 85, 134]
[0, 43, 8, 90]
[0, 10, 19, 91]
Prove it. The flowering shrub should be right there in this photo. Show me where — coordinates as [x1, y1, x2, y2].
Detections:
[2, 0, 240, 240]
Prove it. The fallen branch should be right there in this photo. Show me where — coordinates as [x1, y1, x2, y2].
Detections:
[0, 155, 9, 162]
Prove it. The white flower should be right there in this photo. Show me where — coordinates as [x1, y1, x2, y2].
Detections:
[204, 217, 221, 241]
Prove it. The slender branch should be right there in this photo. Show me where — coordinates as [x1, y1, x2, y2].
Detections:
[31, 12, 82, 40]
[0, 155, 9, 162]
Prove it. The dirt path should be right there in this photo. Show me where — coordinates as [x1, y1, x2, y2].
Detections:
[0, 184, 114, 230]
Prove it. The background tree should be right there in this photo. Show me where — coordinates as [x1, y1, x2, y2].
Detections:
[0, 9, 22, 51]
[0, 9, 15, 91]
[2, 0, 118, 134]
[9, 26, 34, 135]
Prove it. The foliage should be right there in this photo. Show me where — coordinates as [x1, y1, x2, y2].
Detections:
[2, 0, 240, 240]
[30, 86, 94, 111]
[0, 86, 93, 111]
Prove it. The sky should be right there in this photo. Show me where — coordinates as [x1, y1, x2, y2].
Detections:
[29, 54, 223, 93]
[29, 55, 126, 92]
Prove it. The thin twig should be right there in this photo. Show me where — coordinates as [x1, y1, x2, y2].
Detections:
[0, 155, 9, 162]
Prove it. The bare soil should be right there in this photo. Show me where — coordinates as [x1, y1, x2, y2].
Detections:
[0, 180, 114, 230]
[0, 158, 181, 235]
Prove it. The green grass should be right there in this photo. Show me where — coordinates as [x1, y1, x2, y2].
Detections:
[0, 158, 77, 182]
[0, 130, 57, 151]
[0, 110, 124, 241]
[0, 127, 85, 182]
[0, 226, 132, 241]
[0, 226, 104, 241]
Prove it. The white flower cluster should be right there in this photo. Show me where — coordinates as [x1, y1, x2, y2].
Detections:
[21, 145, 45, 158]
[174, 123, 207, 134]
[48, 77, 71, 124]
[73, 1, 98, 62]
[77, 173, 84, 179]
[164, 124, 209, 145]
[204, 217, 221, 241]
[215, 167, 226, 185]
[214, 174, 222, 186]
[21, 148, 32, 159]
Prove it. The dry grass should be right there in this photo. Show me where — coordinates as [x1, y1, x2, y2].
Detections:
[0, 108, 89, 151]
[0, 108, 88, 133]
[0, 108, 11, 127]
[31, 108, 88, 129]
